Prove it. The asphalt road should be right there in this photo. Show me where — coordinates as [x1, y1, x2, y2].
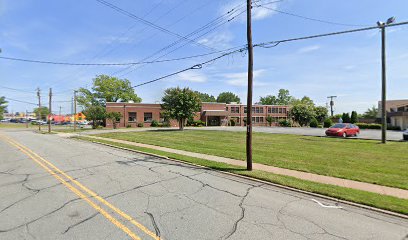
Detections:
[186, 126, 405, 141]
[0, 129, 407, 240]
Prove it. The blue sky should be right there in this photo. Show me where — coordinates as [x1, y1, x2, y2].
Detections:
[1, 0, 407, 115]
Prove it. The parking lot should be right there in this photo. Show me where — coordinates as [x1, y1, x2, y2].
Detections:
[188, 126, 405, 141]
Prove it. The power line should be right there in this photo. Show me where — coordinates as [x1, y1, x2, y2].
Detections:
[255, 20, 408, 48]
[96, 0, 215, 51]
[0, 85, 35, 93]
[258, 5, 369, 27]
[4, 97, 38, 106]
[0, 48, 243, 66]
[132, 47, 248, 88]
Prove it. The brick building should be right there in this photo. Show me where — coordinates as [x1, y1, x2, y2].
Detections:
[106, 102, 290, 128]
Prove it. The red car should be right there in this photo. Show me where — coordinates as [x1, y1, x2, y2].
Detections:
[325, 123, 360, 137]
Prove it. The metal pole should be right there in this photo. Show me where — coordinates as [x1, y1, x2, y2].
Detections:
[48, 88, 52, 133]
[37, 88, 41, 132]
[246, 0, 253, 171]
[74, 91, 77, 132]
[25, 110, 28, 128]
[381, 26, 387, 144]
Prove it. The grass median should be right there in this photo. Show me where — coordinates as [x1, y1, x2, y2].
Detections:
[75, 135, 408, 215]
[95, 130, 408, 190]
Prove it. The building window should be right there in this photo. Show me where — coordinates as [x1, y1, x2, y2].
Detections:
[271, 107, 277, 113]
[255, 107, 260, 113]
[231, 106, 240, 113]
[278, 108, 283, 114]
[268, 107, 271, 113]
[260, 107, 264, 113]
[283, 108, 287, 114]
[128, 112, 137, 122]
[144, 112, 153, 122]
[244, 107, 247, 113]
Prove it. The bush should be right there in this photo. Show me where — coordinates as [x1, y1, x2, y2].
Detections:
[137, 123, 144, 127]
[230, 119, 236, 126]
[323, 118, 333, 128]
[279, 119, 291, 127]
[309, 118, 318, 128]
[317, 124, 323, 128]
[387, 126, 401, 131]
[150, 120, 159, 127]
[162, 121, 171, 127]
[126, 124, 132, 128]
[193, 120, 205, 127]
[356, 123, 381, 129]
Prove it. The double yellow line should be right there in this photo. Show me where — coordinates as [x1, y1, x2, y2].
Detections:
[0, 135, 160, 240]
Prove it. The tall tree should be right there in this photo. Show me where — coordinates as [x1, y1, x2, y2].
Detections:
[362, 106, 378, 119]
[259, 89, 293, 105]
[290, 103, 315, 127]
[77, 74, 141, 107]
[33, 107, 50, 121]
[161, 87, 201, 130]
[342, 112, 351, 123]
[350, 111, 358, 124]
[0, 96, 8, 120]
[194, 91, 216, 102]
[314, 106, 328, 123]
[216, 92, 240, 104]
[82, 105, 106, 129]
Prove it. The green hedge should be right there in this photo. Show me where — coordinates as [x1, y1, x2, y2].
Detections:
[356, 123, 401, 131]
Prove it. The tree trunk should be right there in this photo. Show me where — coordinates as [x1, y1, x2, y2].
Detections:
[179, 119, 184, 131]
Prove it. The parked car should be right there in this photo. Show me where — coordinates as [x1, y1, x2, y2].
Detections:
[0, 118, 10, 122]
[403, 129, 408, 141]
[325, 123, 360, 137]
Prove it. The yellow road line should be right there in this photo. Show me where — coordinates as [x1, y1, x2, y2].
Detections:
[2, 135, 161, 240]
[1, 137, 141, 240]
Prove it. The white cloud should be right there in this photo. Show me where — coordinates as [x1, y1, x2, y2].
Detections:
[198, 31, 234, 49]
[297, 45, 320, 54]
[177, 71, 207, 83]
[223, 69, 267, 87]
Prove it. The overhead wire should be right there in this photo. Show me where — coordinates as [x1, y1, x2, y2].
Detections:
[4, 97, 38, 106]
[96, 0, 215, 51]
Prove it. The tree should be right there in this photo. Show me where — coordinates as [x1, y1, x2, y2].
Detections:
[194, 91, 216, 102]
[216, 92, 240, 104]
[106, 112, 122, 129]
[0, 96, 7, 120]
[290, 103, 315, 127]
[161, 87, 201, 130]
[362, 106, 378, 119]
[342, 112, 351, 123]
[259, 89, 293, 105]
[266, 115, 273, 126]
[309, 118, 318, 128]
[350, 111, 358, 124]
[314, 106, 328, 123]
[34, 107, 50, 121]
[77, 74, 141, 107]
[82, 105, 106, 129]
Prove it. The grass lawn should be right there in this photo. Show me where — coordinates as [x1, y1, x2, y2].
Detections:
[96, 130, 408, 190]
[76, 136, 408, 215]
[0, 123, 33, 129]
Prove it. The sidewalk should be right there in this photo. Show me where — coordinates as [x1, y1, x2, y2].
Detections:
[85, 135, 408, 200]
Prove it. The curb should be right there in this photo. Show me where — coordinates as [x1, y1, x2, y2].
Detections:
[76, 137, 408, 220]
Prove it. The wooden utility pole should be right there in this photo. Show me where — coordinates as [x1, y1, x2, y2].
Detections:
[48, 88, 52, 133]
[246, 0, 253, 171]
[37, 88, 41, 131]
[25, 110, 28, 128]
[327, 96, 337, 117]
[74, 90, 77, 132]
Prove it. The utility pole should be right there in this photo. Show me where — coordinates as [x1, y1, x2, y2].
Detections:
[48, 88, 52, 133]
[377, 17, 395, 144]
[37, 88, 41, 131]
[59, 106, 62, 116]
[246, 0, 253, 171]
[25, 110, 28, 128]
[327, 96, 337, 117]
[74, 90, 77, 132]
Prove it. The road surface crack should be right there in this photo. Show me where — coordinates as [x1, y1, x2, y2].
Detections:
[62, 212, 100, 234]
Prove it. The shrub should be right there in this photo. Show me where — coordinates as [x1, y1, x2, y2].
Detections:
[186, 118, 194, 126]
[279, 119, 291, 127]
[126, 124, 132, 128]
[309, 118, 318, 128]
[150, 120, 159, 127]
[387, 125, 401, 131]
[193, 120, 205, 127]
[137, 123, 144, 127]
[356, 123, 381, 129]
[317, 124, 323, 128]
[323, 118, 333, 128]
[230, 119, 236, 126]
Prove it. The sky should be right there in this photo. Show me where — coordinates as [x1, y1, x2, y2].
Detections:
[1, 0, 407, 115]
